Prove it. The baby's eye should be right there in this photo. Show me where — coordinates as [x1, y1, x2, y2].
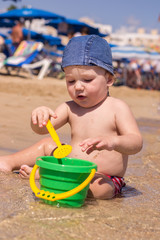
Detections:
[67, 80, 75, 84]
[84, 79, 93, 82]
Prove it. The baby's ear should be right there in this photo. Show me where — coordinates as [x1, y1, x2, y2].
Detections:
[105, 72, 114, 86]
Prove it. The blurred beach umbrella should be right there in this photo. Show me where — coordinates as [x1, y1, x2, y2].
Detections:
[111, 45, 160, 60]
[111, 46, 150, 60]
[46, 18, 107, 37]
[23, 29, 61, 46]
[0, 19, 16, 28]
[8, 27, 62, 46]
[0, 32, 8, 39]
[0, 8, 65, 39]
[39, 34, 61, 46]
[0, 8, 65, 21]
[109, 43, 118, 48]
[22, 28, 41, 40]
[148, 51, 160, 60]
[2, 0, 21, 2]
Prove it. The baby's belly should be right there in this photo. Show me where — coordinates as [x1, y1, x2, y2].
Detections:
[68, 144, 128, 177]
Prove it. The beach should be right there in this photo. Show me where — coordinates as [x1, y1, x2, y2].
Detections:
[0, 73, 160, 239]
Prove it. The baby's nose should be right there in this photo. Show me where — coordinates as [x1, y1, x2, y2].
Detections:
[75, 81, 84, 90]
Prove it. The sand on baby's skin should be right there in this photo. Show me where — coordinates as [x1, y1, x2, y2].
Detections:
[0, 73, 160, 240]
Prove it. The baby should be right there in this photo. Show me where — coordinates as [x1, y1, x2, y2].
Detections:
[0, 35, 143, 199]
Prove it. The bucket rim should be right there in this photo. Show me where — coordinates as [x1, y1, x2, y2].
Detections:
[36, 156, 97, 173]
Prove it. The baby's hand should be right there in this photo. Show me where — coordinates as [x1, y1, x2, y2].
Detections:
[31, 106, 57, 128]
[79, 137, 116, 154]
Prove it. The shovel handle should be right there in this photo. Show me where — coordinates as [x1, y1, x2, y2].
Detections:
[29, 164, 96, 202]
[46, 120, 61, 147]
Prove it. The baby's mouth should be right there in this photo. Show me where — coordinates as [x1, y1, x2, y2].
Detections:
[76, 94, 86, 100]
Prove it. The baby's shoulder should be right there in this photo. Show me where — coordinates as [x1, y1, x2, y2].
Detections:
[107, 97, 130, 111]
[107, 96, 125, 104]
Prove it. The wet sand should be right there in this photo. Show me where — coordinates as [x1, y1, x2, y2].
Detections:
[0, 73, 160, 239]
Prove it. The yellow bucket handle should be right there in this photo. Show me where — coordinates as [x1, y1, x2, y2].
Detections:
[29, 164, 96, 202]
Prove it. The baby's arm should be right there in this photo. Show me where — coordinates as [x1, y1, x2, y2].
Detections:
[113, 99, 143, 154]
[31, 103, 69, 135]
[80, 100, 143, 155]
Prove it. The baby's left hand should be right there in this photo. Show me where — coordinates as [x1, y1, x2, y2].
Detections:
[79, 136, 116, 154]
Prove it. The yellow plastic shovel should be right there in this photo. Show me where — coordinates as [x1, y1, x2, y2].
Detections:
[46, 120, 72, 158]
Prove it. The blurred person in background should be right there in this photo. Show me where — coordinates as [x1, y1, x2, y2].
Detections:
[80, 26, 89, 35]
[11, 19, 24, 49]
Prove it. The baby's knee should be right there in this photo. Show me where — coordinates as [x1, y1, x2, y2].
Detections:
[89, 179, 115, 200]
[40, 137, 54, 145]
[0, 156, 13, 172]
[40, 137, 56, 155]
[93, 187, 115, 200]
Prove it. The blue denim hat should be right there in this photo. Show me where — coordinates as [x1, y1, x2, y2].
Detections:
[62, 35, 114, 75]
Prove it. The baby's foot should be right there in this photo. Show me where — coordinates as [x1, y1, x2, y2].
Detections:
[19, 165, 40, 179]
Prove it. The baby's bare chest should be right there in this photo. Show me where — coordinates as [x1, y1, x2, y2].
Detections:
[69, 107, 116, 138]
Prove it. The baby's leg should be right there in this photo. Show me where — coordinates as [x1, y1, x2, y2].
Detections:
[87, 173, 115, 199]
[0, 137, 56, 172]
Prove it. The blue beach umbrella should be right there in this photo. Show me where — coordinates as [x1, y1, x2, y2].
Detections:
[22, 28, 41, 39]
[148, 51, 160, 60]
[23, 29, 61, 46]
[8, 28, 62, 46]
[0, 8, 65, 21]
[46, 18, 107, 37]
[111, 46, 150, 60]
[0, 19, 16, 28]
[0, 8, 65, 39]
[0, 32, 8, 39]
[39, 34, 61, 46]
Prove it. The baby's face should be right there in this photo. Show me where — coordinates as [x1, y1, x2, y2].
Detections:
[64, 65, 111, 108]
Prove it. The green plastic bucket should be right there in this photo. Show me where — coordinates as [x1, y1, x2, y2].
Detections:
[30, 156, 97, 208]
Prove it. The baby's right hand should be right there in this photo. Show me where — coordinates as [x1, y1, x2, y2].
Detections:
[31, 106, 57, 128]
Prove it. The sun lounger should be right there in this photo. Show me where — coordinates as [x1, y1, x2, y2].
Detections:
[1, 40, 43, 76]
[22, 58, 52, 80]
[1, 40, 63, 80]
[4, 40, 43, 66]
